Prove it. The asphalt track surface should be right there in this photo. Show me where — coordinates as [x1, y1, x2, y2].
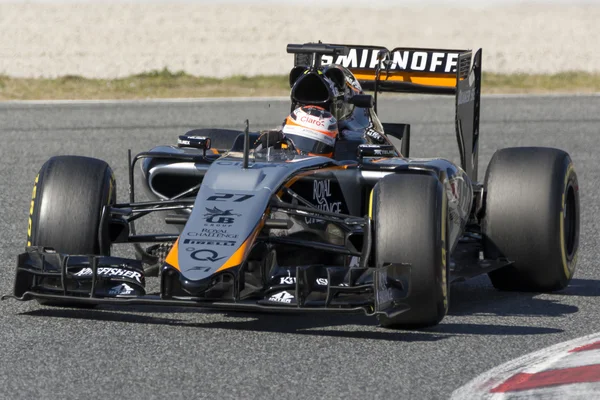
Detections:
[0, 95, 599, 399]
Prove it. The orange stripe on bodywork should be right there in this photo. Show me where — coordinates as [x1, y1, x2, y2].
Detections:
[164, 238, 180, 271]
[278, 165, 349, 196]
[216, 215, 266, 272]
[353, 70, 458, 88]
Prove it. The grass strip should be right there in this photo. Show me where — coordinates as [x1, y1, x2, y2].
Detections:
[0, 69, 598, 100]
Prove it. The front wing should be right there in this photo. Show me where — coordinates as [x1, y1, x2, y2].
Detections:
[3, 247, 412, 319]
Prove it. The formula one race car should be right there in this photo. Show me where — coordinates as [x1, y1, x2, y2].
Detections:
[4, 43, 580, 328]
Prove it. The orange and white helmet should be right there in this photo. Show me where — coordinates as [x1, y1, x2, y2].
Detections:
[282, 106, 338, 156]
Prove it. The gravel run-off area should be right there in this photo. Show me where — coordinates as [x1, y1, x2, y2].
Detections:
[0, 2, 598, 78]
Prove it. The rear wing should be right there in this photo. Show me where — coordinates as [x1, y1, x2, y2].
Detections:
[289, 43, 482, 181]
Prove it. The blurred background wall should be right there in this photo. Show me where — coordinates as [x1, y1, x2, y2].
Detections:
[0, 0, 597, 78]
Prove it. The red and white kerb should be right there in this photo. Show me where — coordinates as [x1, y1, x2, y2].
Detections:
[452, 333, 600, 399]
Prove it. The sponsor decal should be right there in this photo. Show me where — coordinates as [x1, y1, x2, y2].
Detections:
[178, 136, 210, 149]
[190, 249, 225, 262]
[108, 283, 135, 296]
[300, 115, 325, 127]
[187, 228, 239, 239]
[183, 238, 236, 247]
[305, 180, 342, 224]
[321, 48, 459, 73]
[372, 148, 395, 156]
[280, 276, 295, 285]
[365, 128, 386, 144]
[278, 277, 328, 286]
[73, 267, 142, 283]
[359, 144, 396, 157]
[203, 207, 240, 227]
[269, 291, 294, 304]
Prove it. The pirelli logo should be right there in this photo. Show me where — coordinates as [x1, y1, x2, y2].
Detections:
[321, 48, 461, 74]
[183, 238, 236, 247]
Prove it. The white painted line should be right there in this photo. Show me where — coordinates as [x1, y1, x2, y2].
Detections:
[1, 93, 599, 106]
[0, 96, 290, 105]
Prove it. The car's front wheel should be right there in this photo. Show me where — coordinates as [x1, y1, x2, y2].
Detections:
[28, 155, 116, 256]
[371, 173, 449, 329]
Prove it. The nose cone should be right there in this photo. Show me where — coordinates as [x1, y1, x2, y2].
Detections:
[291, 72, 333, 106]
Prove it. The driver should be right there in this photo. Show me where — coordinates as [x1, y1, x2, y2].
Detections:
[254, 105, 339, 157]
[281, 105, 339, 157]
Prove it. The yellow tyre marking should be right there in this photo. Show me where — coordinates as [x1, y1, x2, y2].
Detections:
[559, 163, 575, 279]
[368, 188, 375, 219]
[27, 174, 40, 246]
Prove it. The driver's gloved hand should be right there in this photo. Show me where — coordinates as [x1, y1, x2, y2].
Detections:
[255, 130, 285, 149]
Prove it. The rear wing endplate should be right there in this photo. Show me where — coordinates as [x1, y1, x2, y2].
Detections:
[290, 43, 482, 181]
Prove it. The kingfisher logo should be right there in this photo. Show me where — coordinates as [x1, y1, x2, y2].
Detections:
[203, 207, 240, 227]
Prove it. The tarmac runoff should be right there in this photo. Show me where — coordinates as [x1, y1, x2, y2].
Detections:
[452, 333, 600, 399]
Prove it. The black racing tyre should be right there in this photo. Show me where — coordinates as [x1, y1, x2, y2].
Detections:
[28, 155, 116, 256]
[371, 173, 449, 329]
[483, 147, 580, 292]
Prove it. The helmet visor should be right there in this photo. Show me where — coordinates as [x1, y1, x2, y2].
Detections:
[285, 133, 334, 156]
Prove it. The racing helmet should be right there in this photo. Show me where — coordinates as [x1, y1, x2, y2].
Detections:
[282, 106, 339, 156]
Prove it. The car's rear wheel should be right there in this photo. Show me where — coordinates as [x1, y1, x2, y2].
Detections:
[371, 173, 449, 329]
[483, 147, 580, 291]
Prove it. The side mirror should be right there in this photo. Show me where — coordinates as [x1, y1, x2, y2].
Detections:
[177, 135, 211, 150]
[349, 94, 374, 108]
[357, 144, 396, 159]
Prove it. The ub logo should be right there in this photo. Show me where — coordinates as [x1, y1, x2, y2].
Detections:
[203, 207, 241, 227]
